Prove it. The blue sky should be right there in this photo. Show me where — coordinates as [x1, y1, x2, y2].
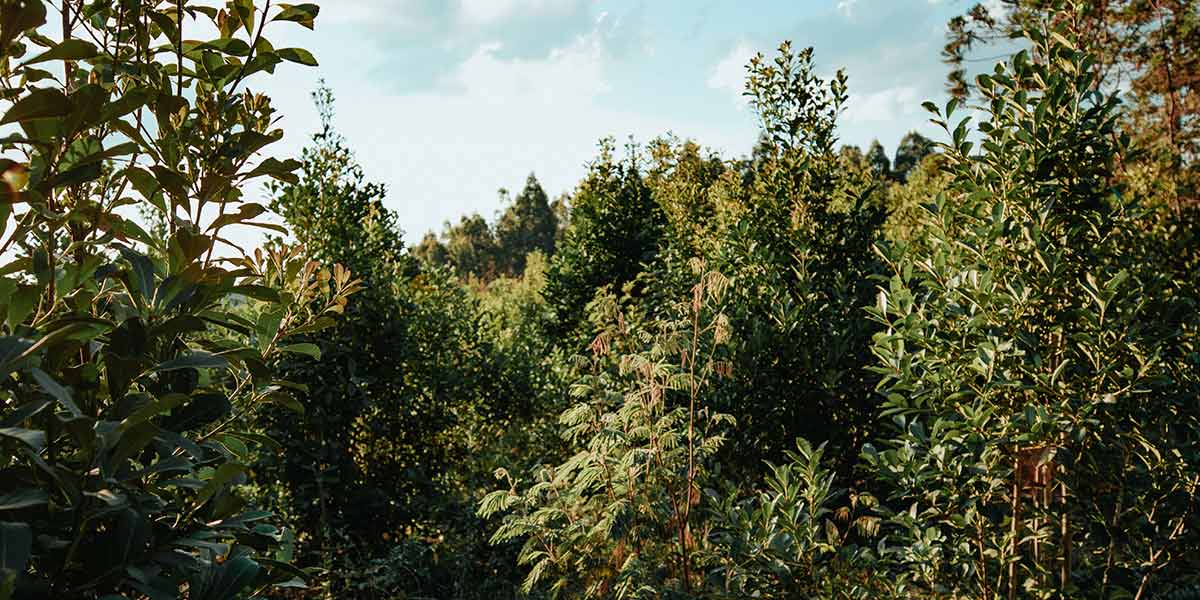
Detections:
[255, 0, 988, 243]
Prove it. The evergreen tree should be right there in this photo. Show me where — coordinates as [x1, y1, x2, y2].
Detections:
[890, 130, 935, 182]
[544, 139, 665, 342]
[495, 173, 558, 275]
[866, 139, 892, 179]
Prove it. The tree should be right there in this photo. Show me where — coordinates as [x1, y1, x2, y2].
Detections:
[0, 1, 360, 597]
[550, 194, 571, 245]
[705, 42, 887, 478]
[412, 231, 451, 267]
[544, 139, 666, 342]
[890, 130, 935, 182]
[257, 82, 423, 597]
[482, 271, 736, 597]
[868, 22, 1200, 596]
[943, 0, 1200, 208]
[268, 81, 406, 280]
[445, 212, 501, 281]
[866, 139, 892, 180]
[494, 173, 558, 275]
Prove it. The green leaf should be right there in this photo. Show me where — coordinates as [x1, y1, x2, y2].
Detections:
[152, 352, 228, 372]
[206, 203, 266, 232]
[0, 522, 31, 572]
[0, 0, 48, 53]
[256, 310, 283, 352]
[228, 285, 280, 302]
[242, 157, 300, 183]
[192, 463, 246, 513]
[268, 392, 304, 415]
[0, 87, 71, 124]
[279, 343, 320, 360]
[119, 393, 188, 431]
[30, 367, 82, 417]
[275, 47, 317, 66]
[0, 428, 44, 451]
[226, 431, 281, 452]
[193, 38, 251, 57]
[0, 400, 49, 428]
[288, 316, 335, 336]
[20, 39, 98, 66]
[195, 555, 260, 600]
[147, 11, 178, 42]
[0, 489, 47, 512]
[272, 3, 319, 29]
[118, 247, 155, 303]
[0, 337, 33, 374]
[1050, 31, 1077, 51]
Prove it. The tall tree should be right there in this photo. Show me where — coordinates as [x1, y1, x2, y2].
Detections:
[866, 139, 892, 179]
[544, 139, 665, 341]
[412, 230, 451, 267]
[708, 42, 887, 476]
[444, 213, 500, 280]
[871, 23, 1200, 595]
[890, 130, 935, 182]
[269, 82, 405, 279]
[494, 173, 558, 275]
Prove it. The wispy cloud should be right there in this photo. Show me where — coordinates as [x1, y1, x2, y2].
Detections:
[458, 0, 586, 26]
[707, 41, 756, 106]
[842, 85, 922, 123]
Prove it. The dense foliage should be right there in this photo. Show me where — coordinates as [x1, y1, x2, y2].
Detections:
[3, 2, 1198, 599]
[0, 1, 358, 598]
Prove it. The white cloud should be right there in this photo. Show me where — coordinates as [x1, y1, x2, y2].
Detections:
[707, 41, 756, 106]
[458, 0, 582, 25]
[250, 23, 747, 244]
[838, 0, 859, 17]
[448, 33, 610, 102]
[318, 0, 421, 26]
[982, 0, 1011, 19]
[842, 85, 921, 123]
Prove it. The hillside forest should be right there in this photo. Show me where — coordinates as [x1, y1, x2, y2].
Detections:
[0, 0, 1198, 598]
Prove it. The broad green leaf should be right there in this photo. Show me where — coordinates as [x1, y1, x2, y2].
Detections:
[191, 463, 246, 513]
[152, 352, 229, 372]
[272, 3, 319, 29]
[30, 367, 82, 417]
[0, 0, 47, 52]
[0, 489, 46, 512]
[0, 337, 32, 374]
[193, 38, 251, 57]
[20, 39, 98, 66]
[276, 47, 317, 66]
[118, 247, 155, 303]
[280, 343, 320, 360]
[0, 87, 70, 124]
[0, 522, 31, 572]
[194, 555, 260, 600]
[119, 393, 188, 430]
[0, 428, 45, 451]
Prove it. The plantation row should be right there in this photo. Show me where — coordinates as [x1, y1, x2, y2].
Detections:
[0, 1, 1197, 599]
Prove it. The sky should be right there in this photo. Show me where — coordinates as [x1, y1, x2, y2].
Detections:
[246, 0, 987, 244]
